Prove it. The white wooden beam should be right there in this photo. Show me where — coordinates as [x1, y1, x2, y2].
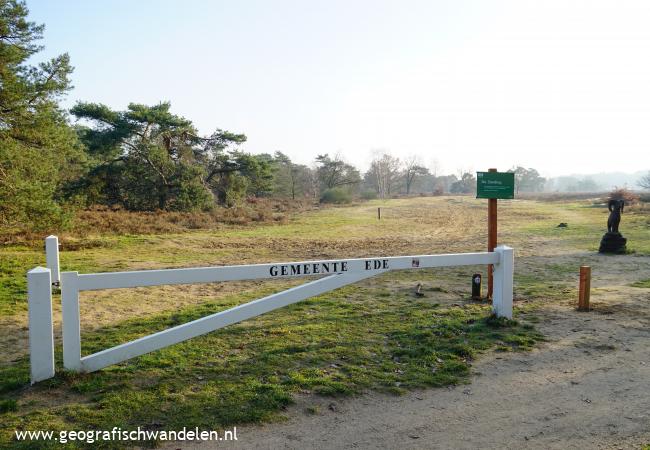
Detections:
[76, 252, 499, 291]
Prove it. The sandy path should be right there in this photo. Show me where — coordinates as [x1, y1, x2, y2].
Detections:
[164, 275, 650, 449]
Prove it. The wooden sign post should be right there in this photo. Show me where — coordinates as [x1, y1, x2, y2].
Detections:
[476, 169, 515, 299]
[487, 168, 497, 298]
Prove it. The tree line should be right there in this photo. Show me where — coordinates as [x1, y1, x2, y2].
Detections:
[0, 1, 473, 231]
[2, 2, 648, 232]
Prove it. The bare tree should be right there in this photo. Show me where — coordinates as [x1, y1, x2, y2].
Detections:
[403, 155, 429, 195]
[368, 151, 401, 198]
[429, 158, 442, 177]
[639, 172, 650, 190]
[455, 166, 473, 180]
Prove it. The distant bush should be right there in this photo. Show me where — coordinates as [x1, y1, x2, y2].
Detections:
[607, 188, 639, 205]
[639, 193, 650, 203]
[320, 188, 352, 204]
[360, 189, 378, 200]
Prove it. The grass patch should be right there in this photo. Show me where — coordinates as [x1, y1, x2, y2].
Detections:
[631, 279, 650, 288]
[0, 400, 17, 413]
[514, 273, 574, 301]
[0, 285, 542, 448]
[0, 250, 42, 315]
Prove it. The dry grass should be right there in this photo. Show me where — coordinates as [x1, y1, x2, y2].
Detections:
[2, 195, 648, 365]
[0, 196, 561, 364]
[73, 198, 315, 232]
[516, 192, 609, 202]
[0, 198, 316, 246]
[606, 187, 640, 205]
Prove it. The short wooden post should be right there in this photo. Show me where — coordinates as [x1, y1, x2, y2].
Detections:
[28, 267, 55, 383]
[578, 266, 591, 311]
[377, 207, 381, 220]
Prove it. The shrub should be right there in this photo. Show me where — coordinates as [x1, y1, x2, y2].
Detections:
[360, 189, 378, 200]
[320, 188, 352, 204]
[0, 399, 17, 413]
[608, 188, 639, 205]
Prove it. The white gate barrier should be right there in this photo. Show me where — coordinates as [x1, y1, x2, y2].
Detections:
[27, 236, 514, 383]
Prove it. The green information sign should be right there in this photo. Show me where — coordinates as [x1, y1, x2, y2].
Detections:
[476, 171, 515, 199]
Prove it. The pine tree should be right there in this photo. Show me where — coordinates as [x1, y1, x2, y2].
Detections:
[0, 0, 81, 230]
[71, 102, 255, 210]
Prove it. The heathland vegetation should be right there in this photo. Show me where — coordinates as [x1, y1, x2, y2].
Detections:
[2, 195, 650, 448]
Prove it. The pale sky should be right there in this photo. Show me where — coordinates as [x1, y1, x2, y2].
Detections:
[28, 0, 650, 176]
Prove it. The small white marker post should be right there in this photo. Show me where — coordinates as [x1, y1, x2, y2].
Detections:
[28, 267, 55, 383]
[45, 235, 60, 286]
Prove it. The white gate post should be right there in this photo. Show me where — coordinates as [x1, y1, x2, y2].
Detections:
[45, 235, 60, 286]
[492, 245, 513, 319]
[28, 267, 55, 383]
[61, 271, 82, 371]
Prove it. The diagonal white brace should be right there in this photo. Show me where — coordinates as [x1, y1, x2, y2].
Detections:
[80, 270, 383, 373]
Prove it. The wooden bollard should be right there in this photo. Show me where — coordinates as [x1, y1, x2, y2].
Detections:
[578, 266, 591, 311]
[378, 207, 381, 220]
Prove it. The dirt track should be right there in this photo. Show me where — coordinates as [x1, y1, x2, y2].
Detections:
[166, 254, 650, 450]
